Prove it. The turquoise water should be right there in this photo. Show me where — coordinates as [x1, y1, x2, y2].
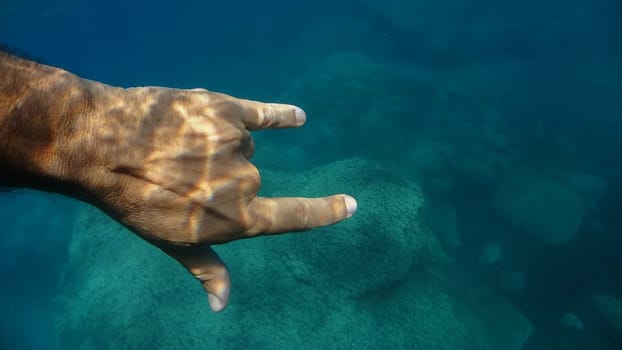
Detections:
[1, 0, 621, 348]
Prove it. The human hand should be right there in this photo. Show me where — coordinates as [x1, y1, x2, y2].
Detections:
[63, 85, 357, 311]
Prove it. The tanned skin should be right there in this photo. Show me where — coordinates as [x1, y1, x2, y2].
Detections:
[0, 51, 357, 312]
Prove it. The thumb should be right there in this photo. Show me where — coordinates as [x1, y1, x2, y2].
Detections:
[200, 260, 231, 312]
[158, 244, 231, 312]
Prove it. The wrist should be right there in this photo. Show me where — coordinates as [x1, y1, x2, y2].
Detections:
[0, 52, 102, 192]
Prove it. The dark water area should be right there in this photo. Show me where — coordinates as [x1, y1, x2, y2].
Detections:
[1, 0, 621, 349]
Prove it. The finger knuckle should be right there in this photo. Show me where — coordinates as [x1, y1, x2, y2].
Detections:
[240, 162, 261, 191]
[298, 199, 314, 229]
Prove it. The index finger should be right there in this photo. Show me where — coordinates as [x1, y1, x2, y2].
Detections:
[244, 194, 357, 236]
[236, 98, 307, 130]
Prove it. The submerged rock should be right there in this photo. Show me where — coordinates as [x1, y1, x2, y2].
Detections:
[479, 242, 502, 264]
[53, 158, 531, 349]
[567, 172, 607, 197]
[587, 295, 622, 345]
[492, 170, 586, 244]
[263, 158, 448, 298]
[562, 312, 584, 330]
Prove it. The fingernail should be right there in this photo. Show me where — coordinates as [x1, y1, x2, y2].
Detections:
[295, 107, 306, 124]
[207, 277, 230, 312]
[208, 293, 226, 312]
[344, 195, 357, 218]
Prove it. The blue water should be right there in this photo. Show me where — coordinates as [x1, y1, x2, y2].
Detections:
[1, 0, 621, 349]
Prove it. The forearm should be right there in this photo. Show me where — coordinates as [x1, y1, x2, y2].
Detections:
[0, 51, 96, 189]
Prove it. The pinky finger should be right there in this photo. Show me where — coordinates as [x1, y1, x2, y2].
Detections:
[245, 194, 357, 236]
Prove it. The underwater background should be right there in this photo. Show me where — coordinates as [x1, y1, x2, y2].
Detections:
[1, 0, 621, 348]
